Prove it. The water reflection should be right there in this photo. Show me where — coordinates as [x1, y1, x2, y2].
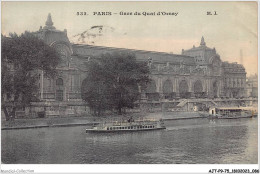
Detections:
[2, 118, 258, 164]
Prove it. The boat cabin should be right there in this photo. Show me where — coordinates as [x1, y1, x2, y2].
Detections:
[209, 107, 253, 117]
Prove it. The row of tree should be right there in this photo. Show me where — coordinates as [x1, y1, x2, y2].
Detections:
[81, 52, 150, 115]
[1, 32, 60, 120]
[2, 32, 151, 120]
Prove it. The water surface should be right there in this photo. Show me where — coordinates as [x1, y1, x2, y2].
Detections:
[2, 117, 258, 164]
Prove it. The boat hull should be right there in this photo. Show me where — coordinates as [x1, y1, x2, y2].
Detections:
[208, 115, 254, 119]
[217, 115, 253, 119]
[86, 127, 166, 133]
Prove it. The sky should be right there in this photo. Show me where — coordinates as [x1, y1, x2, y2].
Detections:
[1, 1, 258, 76]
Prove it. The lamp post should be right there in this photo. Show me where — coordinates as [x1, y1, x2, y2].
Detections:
[41, 70, 44, 100]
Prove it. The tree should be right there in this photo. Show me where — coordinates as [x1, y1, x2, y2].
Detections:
[81, 52, 150, 115]
[1, 32, 60, 121]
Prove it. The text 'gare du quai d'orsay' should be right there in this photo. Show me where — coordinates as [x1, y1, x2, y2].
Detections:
[18, 13, 249, 117]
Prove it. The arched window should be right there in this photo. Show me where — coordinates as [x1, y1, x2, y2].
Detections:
[163, 79, 173, 94]
[56, 78, 63, 86]
[145, 80, 159, 101]
[179, 80, 189, 98]
[56, 78, 63, 101]
[213, 81, 218, 98]
[146, 80, 157, 93]
[163, 79, 173, 99]
[194, 80, 203, 98]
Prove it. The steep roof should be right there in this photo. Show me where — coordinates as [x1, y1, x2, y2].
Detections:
[72, 44, 196, 65]
[34, 14, 70, 46]
[183, 36, 215, 52]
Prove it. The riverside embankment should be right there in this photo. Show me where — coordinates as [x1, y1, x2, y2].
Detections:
[1, 111, 205, 130]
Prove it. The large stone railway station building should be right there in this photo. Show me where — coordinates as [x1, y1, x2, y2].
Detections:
[29, 14, 247, 116]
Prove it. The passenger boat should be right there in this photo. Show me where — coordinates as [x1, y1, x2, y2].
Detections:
[86, 118, 166, 133]
[208, 107, 257, 119]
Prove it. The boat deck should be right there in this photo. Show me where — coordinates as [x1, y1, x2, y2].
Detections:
[86, 119, 166, 133]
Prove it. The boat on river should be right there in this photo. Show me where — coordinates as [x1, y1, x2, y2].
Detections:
[86, 118, 166, 133]
[208, 107, 257, 119]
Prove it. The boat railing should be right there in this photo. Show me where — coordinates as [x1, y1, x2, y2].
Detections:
[97, 118, 161, 127]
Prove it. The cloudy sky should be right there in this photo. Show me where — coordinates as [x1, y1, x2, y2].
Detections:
[2, 1, 258, 75]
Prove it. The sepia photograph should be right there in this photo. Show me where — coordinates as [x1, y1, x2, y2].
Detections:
[1, 1, 258, 173]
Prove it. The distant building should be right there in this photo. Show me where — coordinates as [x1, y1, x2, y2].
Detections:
[246, 74, 258, 98]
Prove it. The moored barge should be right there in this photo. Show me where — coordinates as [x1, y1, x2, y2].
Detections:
[208, 107, 257, 119]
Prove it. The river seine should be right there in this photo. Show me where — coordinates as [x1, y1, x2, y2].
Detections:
[2, 117, 258, 164]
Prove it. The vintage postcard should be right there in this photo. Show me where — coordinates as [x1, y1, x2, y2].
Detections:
[1, 1, 258, 174]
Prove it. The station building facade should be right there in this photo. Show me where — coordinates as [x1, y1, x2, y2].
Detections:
[33, 14, 246, 114]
